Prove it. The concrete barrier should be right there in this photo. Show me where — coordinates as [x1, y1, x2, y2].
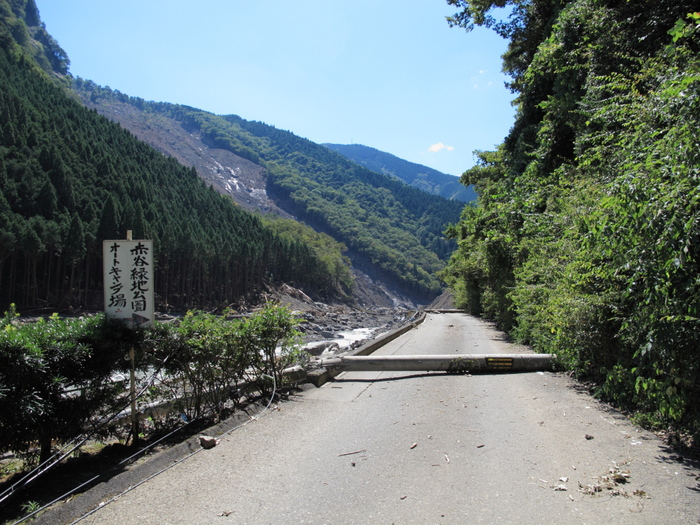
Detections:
[350, 311, 426, 357]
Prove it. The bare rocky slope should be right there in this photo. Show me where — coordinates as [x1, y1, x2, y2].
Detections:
[75, 94, 287, 217]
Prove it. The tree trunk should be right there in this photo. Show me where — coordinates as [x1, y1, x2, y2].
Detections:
[39, 432, 52, 465]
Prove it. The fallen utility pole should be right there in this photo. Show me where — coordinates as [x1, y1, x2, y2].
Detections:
[320, 354, 555, 373]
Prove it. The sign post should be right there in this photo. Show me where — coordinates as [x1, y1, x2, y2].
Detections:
[103, 235, 154, 444]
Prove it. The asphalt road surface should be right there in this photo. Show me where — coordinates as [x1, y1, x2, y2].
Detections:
[60, 313, 700, 524]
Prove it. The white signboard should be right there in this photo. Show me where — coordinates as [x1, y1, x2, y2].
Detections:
[103, 240, 154, 328]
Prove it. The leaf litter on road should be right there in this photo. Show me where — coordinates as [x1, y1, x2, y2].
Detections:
[577, 462, 646, 498]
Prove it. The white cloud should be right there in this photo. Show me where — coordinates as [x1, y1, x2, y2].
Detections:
[428, 142, 455, 153]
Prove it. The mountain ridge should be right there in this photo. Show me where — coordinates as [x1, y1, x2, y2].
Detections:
[323, 143, 476, 203]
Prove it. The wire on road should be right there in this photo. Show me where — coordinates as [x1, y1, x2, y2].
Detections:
[64, 373, 279, 525]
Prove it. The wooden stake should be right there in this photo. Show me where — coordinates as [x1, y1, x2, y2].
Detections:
[130, 346, 139, 444]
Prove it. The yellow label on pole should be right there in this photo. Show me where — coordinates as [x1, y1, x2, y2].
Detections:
[485, 357, 514, 370]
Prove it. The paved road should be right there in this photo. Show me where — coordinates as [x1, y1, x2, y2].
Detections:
[67, 313, 699, 524]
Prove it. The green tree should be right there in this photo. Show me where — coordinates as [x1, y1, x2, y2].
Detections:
[36, 180, 57, 219]
[96, 194, 120, 241]
[64, 212, 86, 301]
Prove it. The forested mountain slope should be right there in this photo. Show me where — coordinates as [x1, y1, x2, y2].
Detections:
[324, 143, 477, 203]
[0, 0, 353, 311]
[442, 0, 700, 438]
[0, 0, 463, 311]
[72, 82, 464, 300]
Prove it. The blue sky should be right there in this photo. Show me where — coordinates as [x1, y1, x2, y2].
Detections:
[36, 1, 515, 176]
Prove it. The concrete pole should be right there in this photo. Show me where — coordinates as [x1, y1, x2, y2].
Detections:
[320, 354, 556, 373]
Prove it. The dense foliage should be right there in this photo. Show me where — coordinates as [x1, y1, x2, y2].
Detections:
[0, 0, 69, 76]
[145, 304, 303, 421]
[0, 306, 136, 462]
[0, 4, 350, 312]
[443, 0, 700, 433]
[324, 143, 478, 203]
[260, 214, 354, 294]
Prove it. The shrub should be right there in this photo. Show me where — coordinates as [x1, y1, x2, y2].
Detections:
[0, 313, 133, 463]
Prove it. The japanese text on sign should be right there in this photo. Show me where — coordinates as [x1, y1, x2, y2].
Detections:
[103, 240, 154, 328]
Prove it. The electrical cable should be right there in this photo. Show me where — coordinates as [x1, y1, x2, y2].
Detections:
[13, 371, 279, 525]
[0, 436, 84, 504]
[11, 416, 194, 525]
[1, 352, 174, 508]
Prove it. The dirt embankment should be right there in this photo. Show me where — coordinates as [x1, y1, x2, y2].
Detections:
[426, 289, 456, 310]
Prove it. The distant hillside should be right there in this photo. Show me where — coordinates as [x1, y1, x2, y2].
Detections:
[73, 81, 465, 300]
[324, 143, 476, 203]
[0, 0, 466, 308]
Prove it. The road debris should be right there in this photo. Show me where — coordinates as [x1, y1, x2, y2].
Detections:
[199, 435, 218, 449]
[339, 449, 366, 457]
[578, 463, 640, 498]
[410, 443, 418, 449]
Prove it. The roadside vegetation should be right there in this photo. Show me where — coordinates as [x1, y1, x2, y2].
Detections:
[442, 1, 700, 448]
[0, 303, 303, 518]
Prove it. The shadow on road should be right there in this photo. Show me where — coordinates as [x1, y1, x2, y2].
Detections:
[332, 370, 544, 383]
